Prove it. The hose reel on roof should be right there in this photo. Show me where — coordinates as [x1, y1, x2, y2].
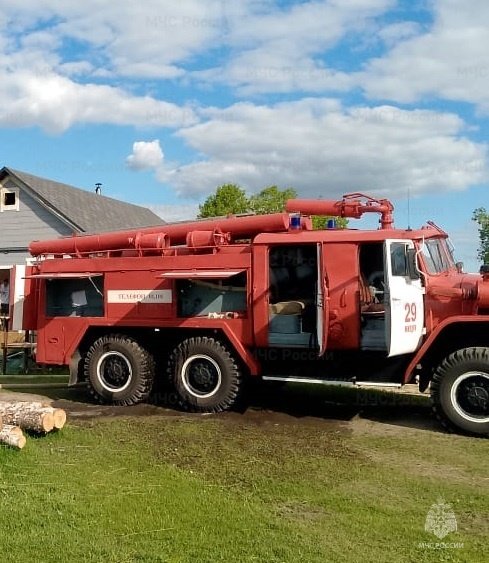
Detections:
[186, 229, 231, 248]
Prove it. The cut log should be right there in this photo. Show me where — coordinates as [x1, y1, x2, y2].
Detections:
[0, 401, 67, 430]
[0, 403, 55, 433]
[0, 424, 26, 449]
[52, 408, 67, 430]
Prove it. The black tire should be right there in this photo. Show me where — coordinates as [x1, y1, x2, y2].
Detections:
[167, 336, 243, 412]
[431, 347, 489, 436]
[84, 334, 155, 405]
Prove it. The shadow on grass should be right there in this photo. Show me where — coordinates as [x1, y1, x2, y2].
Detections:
[245, 381, 440, 432]
[13, 378, 442, 434]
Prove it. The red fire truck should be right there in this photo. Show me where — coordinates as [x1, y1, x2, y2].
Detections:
[10, 193, 489, 436]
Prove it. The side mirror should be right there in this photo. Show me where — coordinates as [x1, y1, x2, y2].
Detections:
[407, 248, 420, 280]
[455, 261, 464, 274]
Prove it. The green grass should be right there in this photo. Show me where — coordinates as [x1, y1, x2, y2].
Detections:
[0, 395, 486, 563]
[0, 374, 70, 385]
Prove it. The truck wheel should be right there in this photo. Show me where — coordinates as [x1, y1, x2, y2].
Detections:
[168, 336, 243, 412]
[431, 347, 489, 436]
[85, 334, 155, 405]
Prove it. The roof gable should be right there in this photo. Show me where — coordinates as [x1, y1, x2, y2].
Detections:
[1, 167, 165, 233]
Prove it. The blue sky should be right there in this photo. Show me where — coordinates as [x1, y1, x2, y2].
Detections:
[0, 0, 487, 272]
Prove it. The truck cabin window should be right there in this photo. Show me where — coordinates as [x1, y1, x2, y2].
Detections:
[390, 243, 409, 277]
[421, 238, 454, 274]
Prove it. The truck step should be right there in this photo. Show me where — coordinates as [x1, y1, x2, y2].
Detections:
[261, 375, 402, 388]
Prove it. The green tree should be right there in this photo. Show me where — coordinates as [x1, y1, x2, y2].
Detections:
[249, 185, 297, 214]
[472, 207, 489, 265]
[198, 184, 249, 218]
[311, 215, 348, 230]
[198, 183, 348, 230]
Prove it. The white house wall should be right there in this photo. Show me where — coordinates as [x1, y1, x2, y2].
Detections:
[0, 177, 74, 266]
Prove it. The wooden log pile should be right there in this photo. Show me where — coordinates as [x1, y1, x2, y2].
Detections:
[0, 424, 26, 449]
[0, 401, 67, 450]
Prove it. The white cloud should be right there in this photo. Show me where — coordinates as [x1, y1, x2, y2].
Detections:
[158, 99, 487, 199]
[201, 51, 354, 95]
[0, 70, 197, 132]
[360, 1, 489, 111]
[377, 21, 421, 47]
[148, 203, 199, 223]
[0, 1, 216, 131]
[0, 0, 226, 78]
[126, 140, 164, 171]
[198, 0, 393, 93]
[58, 61, 95, 76]
[2, 0, 489, 112]
[2, 0, 489, 219]
[0, 0, 215, 133]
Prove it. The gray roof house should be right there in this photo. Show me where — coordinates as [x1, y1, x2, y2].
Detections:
[0, 166, 165, 267]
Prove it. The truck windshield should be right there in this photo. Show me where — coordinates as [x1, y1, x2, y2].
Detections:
[420, 238, 455, 274]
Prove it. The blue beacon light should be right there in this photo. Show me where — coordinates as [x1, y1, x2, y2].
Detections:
[290, 214, 301, 230]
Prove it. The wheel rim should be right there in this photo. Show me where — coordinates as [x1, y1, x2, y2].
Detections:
[450, 371, 489, 423]
[96, 351, 133, 393]
[181, 355, 222, 399]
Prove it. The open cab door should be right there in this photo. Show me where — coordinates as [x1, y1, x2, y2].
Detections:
[384, 239, 424, 357]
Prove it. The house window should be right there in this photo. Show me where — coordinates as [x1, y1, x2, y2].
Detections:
[0, 187, 19, 211]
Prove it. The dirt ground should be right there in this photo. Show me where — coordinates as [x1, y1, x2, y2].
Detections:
[0, 381, 441, 438]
